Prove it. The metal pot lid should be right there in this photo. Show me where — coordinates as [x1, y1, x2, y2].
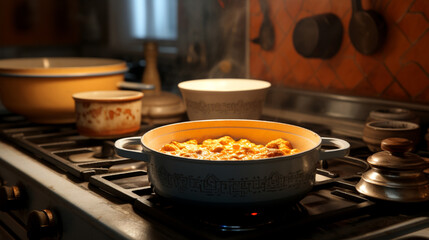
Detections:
[367, 138, 428, 170]
[356, 178, 429, 202]
[0, 57, 128, 77]
[357, 138, 429, 202]
[141, 91, 186, 118]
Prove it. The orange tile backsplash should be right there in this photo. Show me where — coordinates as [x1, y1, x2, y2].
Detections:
[249, 0, 429, 103]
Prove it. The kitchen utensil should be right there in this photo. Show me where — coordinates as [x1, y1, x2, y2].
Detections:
[114, 119, 350, 207]
[73, 90, 143, 139]
[251, 0, 274, 51]
[141, 41, 161, 94]
[293, 13, 343, 59]
[363, 120, 420, 152]
[356, 138, 429, 202]
[0, 57, 153, 124]
[139, 42, 187, 125]
[178, 78, 271, 120]
[348, 0, 387, 55]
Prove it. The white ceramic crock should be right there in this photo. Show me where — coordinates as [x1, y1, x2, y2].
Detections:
[178, 79, 271, 120]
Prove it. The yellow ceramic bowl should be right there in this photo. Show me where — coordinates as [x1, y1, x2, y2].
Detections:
[0, 57, 128, 124]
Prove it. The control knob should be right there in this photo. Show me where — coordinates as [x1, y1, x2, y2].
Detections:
[0, 185, 22, 211]
[27, 209, 60, 240]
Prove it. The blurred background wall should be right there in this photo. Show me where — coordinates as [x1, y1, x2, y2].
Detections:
[249, 0, 429, 104]
[0, 0, 428, 104]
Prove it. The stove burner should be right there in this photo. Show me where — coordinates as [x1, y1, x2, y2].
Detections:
[133, 193, 313, 234]
[316, 156, 370, 180]
[196, 204, 308, 232]
[68, 141, 117, 162]
[93, 141, 116, 158]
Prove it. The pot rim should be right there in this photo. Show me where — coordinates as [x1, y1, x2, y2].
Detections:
[148, 143, 318, 164]
[72, 90, 143, 103]
[140, 119, 322, 164]
[0, 57, 128, 77]
[0, 69, 128, 78]
[178, 78, 271, 93]
[365, 120, 420, 131]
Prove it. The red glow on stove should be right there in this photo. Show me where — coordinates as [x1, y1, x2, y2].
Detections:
[250, 212, 258, 216]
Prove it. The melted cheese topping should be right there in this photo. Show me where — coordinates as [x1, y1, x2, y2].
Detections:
[160, 136, 299, 160]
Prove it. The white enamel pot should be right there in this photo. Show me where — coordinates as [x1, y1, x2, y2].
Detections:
[115, 119, 350, 207]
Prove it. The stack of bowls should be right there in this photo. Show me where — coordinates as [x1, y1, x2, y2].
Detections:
[363, 108, 421, 152]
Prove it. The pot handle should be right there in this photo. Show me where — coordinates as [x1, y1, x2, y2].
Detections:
[319, 137, 350, 160]
[118, 81, 155, 90]
[114, 137, 149, 162]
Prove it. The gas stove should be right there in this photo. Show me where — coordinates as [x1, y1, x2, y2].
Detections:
[0, 115, 429, 240]
[1, 89, 429, 240]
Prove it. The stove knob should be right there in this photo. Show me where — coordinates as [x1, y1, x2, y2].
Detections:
[27, 209, 60, 240]
[0, 185, 22, 211]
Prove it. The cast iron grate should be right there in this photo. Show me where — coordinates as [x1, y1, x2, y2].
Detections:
[88, 157, 375, 240]
[0, 114, 156, 181]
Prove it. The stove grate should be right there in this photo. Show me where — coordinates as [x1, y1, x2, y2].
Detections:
[0, 116, 156, 181]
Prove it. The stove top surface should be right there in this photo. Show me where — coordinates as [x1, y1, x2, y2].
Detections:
[1, 114, 429, 240]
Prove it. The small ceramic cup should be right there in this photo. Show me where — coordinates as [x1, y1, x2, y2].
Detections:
[73, 90, 143, 139]
[363, 120, 421, 152]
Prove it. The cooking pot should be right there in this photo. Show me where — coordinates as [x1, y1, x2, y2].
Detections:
[114, 120, 350, 207]
[0, 57, 153, 124]
[293, 13, 343, 59]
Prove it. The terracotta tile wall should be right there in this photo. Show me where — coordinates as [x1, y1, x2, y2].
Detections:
[249, 0, 429, 103]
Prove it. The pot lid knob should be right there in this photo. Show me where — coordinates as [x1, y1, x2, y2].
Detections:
[380, 137, 413, 153]
[367, 138, 427, 170]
